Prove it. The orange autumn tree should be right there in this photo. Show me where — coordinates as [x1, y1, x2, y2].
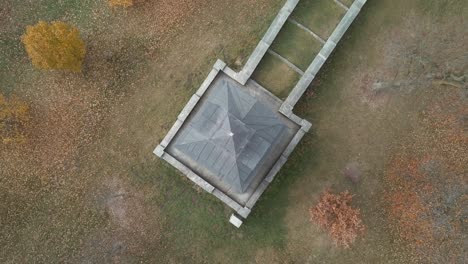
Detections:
[108, 0, 134, 7]
[310, 189, 365, 248]
[0, 94, 30, 144]
[22, 21, 86, 72]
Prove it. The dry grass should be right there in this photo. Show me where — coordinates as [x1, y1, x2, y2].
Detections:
[1, 0, 467, 262]
[108, 0, 135, 8]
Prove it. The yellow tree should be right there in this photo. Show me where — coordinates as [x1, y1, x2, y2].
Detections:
[21, 21, 86, 72]
[108, 0, 134, 7]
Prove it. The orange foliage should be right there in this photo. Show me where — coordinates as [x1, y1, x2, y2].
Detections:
[385, 156, 435, 245]
[21, 21, 86, 72]
[0, 94, 30, 144]
[310, 189, 365, 248]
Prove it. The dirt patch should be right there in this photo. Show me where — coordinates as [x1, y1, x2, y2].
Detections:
[74, 175, 162, 263]
[344, 161, 361, 184]
[254, 247, 283, 264]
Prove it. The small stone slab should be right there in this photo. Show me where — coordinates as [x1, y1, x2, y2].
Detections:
[284, 0, 300, 13]
[236, 72, 250, 85]
[237, 207, 251, 218]
[265, 155, 288, 183]
[282, 129, 306, 158]
[212, 189, 243, 211]
[160, 119, 183, 148]
[178, 95, 200, 122]
[262, 10, 290, 45]
[355, 0, 367, 9]
[307, 55, 326, 77]
[153, 145, 165, 158]
[301, 119, 312, 132]
[187, 171, 215, 193]
[285, 72, 315, 107]
[319, 40, 337, 59]
[329, 5, 360, 44]
[229, 214, 243, 228]
[163, 153, 215, 193]
[196, 69, 219, 97]
[162, 153, 192, 176]
[213, 59, 227, 71]
[246, 180, 270, 208]
[241, 40, 269, 79]
[279, 103, 293, 118]
[288, 113, 303, 126]
[222, 66, 238, 81]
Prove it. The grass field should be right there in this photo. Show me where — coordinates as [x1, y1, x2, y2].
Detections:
[291, 0, 346, 39]
[1, 0, 467, 263]
[252, 52, 302, 98]
[271, 21, 323, 71]
[341, 0, 355, 7]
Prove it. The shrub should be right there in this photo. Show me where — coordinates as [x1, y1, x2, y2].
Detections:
[310, 189, 365, 248]
[108, 0, 134, 7]
[0, 94, 30, 144]
[21, 21, 86, 72]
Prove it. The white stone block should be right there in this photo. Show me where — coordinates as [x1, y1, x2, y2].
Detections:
[262, 10, 290, 45]
[355, 0, 367, 9]
[284, 0, 300, 13]
[282, 129, 306, 158]
[187, 171, 215, 193]
[178, 95, 200, 121]
[279, 103, 293, 118]
[213, 59, 227, 71]
[288, 113, 303, 125]
[246, 180, 270, 208]
[153, 145, 165, 158]
[196, 69, 218, 97]
[242, 41, 269, 78]
[160, 119, 183, 147]
[237, 207, 251, 218]
[229, 214, 243, 228]
[320, 40, 337, 59]
[301, 119, 312, 132]
[213, 189, 243, 211]
[265, 156, 288, 183]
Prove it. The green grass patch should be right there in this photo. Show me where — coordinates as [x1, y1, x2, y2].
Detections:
[341, 0, 355, 7]
[291, 0, 346, 39]
[252, 53, 301, 98]
[416, 0, 468, 16]
[271, 21, 323, 71]
[130, 157, 297, 262]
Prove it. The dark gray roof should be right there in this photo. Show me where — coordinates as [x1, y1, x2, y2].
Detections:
[172, 80, 287, 193]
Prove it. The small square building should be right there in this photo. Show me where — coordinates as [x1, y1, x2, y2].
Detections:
[167, 73, 299, 205]
[154, 61, 311, 225]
